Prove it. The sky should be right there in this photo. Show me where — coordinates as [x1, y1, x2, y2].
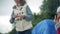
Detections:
[0, 0, 43, 33]
[0, 16, 13, 33]
[0, 0, 43, 16]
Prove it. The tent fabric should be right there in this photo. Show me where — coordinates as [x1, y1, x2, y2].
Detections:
[32, 19, 56, 34]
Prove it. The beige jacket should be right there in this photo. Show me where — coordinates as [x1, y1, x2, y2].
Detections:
[12, 4, 33, 31]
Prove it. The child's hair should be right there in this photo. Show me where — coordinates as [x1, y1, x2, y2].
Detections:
[54, 14, 59, 21]
[54, 15, 57, 20]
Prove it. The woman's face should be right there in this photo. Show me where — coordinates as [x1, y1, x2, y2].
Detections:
[14, 0, 23, 4]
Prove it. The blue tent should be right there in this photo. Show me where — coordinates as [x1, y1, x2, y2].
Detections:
[32, 19, 56, 34]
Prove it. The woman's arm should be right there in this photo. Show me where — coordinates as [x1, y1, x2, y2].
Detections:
[24, 6, 34, 21]
[10, 11, 15, 24]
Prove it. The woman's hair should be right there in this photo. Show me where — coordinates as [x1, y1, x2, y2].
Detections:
[13, 0, 26, 9]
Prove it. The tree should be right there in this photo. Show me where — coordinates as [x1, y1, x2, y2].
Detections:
[32, 13, 41, 26]
[32, 0, 60, 26]
[8, 28, 17, 34]
[40, 0, 60, 19]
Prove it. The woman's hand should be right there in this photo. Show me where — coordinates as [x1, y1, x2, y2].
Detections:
[13, 15, 19, 18]
[13, 14, 25, 19]
[18, 15, 25, 19]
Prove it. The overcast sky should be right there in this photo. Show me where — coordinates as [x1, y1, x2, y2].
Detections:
[0, 0, 43, 33]
[0, 0, 43, 16]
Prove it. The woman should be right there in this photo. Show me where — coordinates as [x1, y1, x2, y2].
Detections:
[10, 0, 34, 34]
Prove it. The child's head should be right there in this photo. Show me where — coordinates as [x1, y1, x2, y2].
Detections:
[57, 6, 60, 18]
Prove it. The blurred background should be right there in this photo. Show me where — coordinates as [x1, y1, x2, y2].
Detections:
[0, 0, 60, 34]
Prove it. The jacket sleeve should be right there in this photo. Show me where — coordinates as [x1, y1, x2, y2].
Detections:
[24, 6, 34, 21]
[10, 11, 15, 24]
